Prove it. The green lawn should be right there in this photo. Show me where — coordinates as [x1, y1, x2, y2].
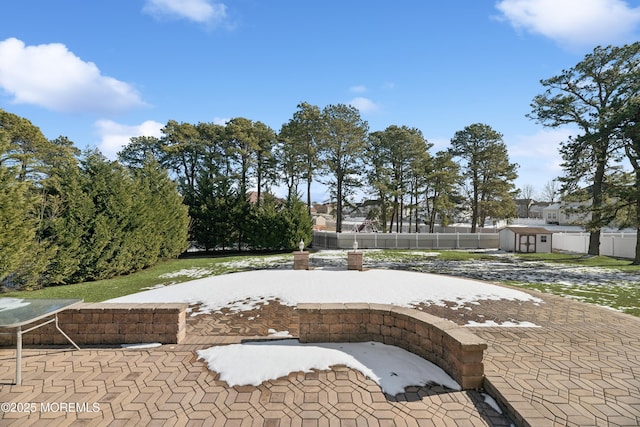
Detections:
[513, 252, 640, 272]
[3, 249, 640, 317]
[511, 280, 640, 317]
[362, 249, 499, 262]
[1, 253, 291, 302]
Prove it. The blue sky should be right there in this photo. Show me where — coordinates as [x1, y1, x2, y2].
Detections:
[2, 0, 640, 202]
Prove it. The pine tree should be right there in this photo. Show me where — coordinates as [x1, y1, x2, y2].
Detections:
[424, 151, 461, 232]
[0, 110, 61, 289]
[529, 42, 640, 255]
[450, 123, 518, 232]
[365, 125, 431, 232]
[317, 104, 369, 233]
[0, 131, 38, 288]
[279, 102, 322, 212]
[282, 195, 313, 250]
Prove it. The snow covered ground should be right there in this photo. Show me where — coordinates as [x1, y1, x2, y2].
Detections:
[99, 248, 640, 393]
[107, 268, 543, 315]
[106, 268, 541, 394]
[196, 340, 461, 395]
[311, 250, 640, 288]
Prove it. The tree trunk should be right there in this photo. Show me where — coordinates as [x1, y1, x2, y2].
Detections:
[588, 231, 600, 256]
[256, 165, 262, 207]
[634, 169, 640, 265]
[415, 177, 421, 233]
[429, 195, 437, 233]
[389, 210, 395, 233]
[287, 176, 295, 201]
[378, 191, 387, 233]
[336, 175, 343, 233]
[471, 187, 479, 233]
[391, 196, 398, 233]
[408, 192, 413, 233]
[306, 171, 312, 216]
[634, 223, 640, 265]
[588, 146, 607, 255]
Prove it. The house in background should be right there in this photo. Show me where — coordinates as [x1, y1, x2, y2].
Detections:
[515, 199, 534, 218]
[528, 201, 550, 219]
[543, 203, 562, 224]
[312, 202, 336, 231]
[499, 226, 553, 253]
[515, 199, 551, 219]
[543, 201, 591, 226]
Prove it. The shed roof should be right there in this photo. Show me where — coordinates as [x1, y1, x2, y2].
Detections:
[501, 226, 552, 235]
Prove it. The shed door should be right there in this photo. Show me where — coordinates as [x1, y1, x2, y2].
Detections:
[518, 234, 536, 253]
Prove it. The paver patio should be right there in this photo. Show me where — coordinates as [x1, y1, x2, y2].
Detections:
[1, 271, 639, 426]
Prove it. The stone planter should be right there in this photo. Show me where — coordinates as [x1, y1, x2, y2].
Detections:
[293, 251, 310, 270]
[347, 251, 363, 271]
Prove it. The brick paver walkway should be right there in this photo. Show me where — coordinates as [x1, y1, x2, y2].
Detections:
[473, 290, 640, 427]
[1, 275, 640, 426]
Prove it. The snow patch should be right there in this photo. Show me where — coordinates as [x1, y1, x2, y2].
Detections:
[159, 268, 215, 279]
[196, 340, 460, 395]
[481, 392, 503, 414]
[107, 269, 542, 316]
[466, 320, 541, 328]
[120, 343, 162, 349]
[267, 329, 292, 337]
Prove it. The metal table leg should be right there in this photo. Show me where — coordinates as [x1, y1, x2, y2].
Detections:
[12, 314, 80, 385]
[16, 325, 22, 385]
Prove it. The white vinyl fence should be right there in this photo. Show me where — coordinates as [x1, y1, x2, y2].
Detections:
[313, 231, 639, 259]
[553, 232, 637, 259]
[312, 231, 500, 250]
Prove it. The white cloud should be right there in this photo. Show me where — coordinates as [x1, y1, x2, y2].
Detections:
[349, 97, 380, 114]
[349, 85, 367, 93]
[95, 119, 164, 159]
[508, 128, 571, 159]
[143, 0, 228, 26]
[426, 136, 451, 152]
[0, 38, 146, 114]
[213, 116, 229, 125]
[507, 128, 574, 185]
[495, 0, 640, 48]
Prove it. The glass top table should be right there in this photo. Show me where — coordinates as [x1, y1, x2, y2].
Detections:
[0, 298, 84, 385]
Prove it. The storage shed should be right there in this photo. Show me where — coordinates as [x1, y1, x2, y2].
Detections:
[499, 226, 553, 253]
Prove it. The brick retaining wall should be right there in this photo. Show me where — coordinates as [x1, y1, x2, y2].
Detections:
[297, 303, 487, 390]
[0, 303, 187, 347]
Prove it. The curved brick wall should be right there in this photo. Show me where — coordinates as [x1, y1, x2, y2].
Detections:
[297, 302, 487, 390]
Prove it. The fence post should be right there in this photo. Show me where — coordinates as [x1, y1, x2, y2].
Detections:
[612, 235, 615, 257]
[436, 233, 439, 249]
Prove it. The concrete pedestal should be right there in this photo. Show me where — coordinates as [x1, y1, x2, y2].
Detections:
[347, 251, 363, 271]
[293, 251, 310, 270]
